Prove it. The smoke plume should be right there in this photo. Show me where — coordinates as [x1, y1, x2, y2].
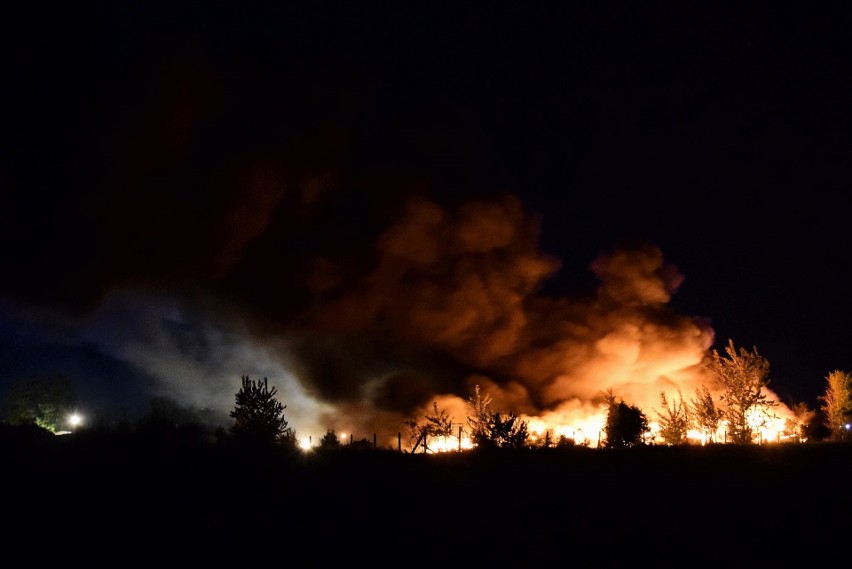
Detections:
[0, 39, 792, 444]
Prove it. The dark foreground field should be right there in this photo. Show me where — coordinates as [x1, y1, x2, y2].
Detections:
[5, 431, 850, 567]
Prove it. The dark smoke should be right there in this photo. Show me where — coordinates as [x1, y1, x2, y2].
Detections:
[3, 36, 789, 442]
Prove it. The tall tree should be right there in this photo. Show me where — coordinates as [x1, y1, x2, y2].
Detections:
[655, 390, 690, 445]
[705, 339, 776, 444]
[229, 376, 295, 448]
[602, 388, 650, 448]
[690, 385, 722, 443]
[818, 370, 852, 440]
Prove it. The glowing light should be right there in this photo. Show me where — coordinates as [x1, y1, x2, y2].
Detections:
[411, 432, 474, 453]
[68, 413, 83, 428]
[527, 413, 606, 448]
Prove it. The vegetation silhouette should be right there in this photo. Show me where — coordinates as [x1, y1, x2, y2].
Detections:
[228, 375, 297, 449]
[603, 388, 650, 448]
[820, 370, 852, 440]
[1, 367, 851, 566]
[317, 427, 342, 449]
[1, 373, 77, 432]
[706, 339, 777, 444]
[655, 390, 690, 445]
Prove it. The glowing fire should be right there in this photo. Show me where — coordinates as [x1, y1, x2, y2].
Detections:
[401, 388, 798, 452]
[302, 399, 797, 453]
[427, 435, 475, 453]
[281, 220, 802, 453]
[527, 415, 605, 447]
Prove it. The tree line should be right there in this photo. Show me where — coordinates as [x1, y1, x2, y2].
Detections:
[2, 338, 851, 450]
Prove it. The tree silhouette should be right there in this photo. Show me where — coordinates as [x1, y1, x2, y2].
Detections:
[706, 339, 776, 444]
[466, 384, 493, 443]
[229, 376, 295, 448]
[478, 411, 530, 449]
[404, 401, 454, 453]
[465, 384, 530, 449]
[690, 385, 722, 443]
[603, 388, 649, 448]
[655, 390, 690, 445]
[318, 427, 342, 449]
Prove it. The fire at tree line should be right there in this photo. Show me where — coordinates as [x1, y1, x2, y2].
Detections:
[3, 339, 851, 450]
[5, 234, 848, 564]
[6, 340, 850, 567]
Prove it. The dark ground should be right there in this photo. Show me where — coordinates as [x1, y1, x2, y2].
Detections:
[5, 429, 849, 567]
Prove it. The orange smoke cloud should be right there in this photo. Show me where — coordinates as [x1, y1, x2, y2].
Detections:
[310, 195, 560, 369]
[276, 193, 796, 446]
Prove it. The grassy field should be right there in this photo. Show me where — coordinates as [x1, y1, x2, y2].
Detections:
[6, 430, 849, 566]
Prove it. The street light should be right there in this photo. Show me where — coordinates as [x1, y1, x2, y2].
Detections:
[67, 413, 83, 429]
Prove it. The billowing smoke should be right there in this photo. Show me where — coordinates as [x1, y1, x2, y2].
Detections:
[256, 198, 724, 443]
[72, 191, 729, 444]
[0, 40, 791, 444]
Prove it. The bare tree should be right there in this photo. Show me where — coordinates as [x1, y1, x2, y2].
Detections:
[818, 370, 852, 440]
[705, 339, 776, 444]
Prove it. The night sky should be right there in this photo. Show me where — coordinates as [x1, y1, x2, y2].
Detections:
[2, 3, 851, 438]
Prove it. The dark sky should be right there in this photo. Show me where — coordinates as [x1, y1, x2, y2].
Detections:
[1, 3, 850, 436]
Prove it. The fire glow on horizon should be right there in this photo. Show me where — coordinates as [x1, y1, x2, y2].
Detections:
[8, 181, 798, 448]
[299, 381, 795, 452]
[163, 200, 795, 447]
[0, 24, 833, 458]
[308, 198, 797, 450]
